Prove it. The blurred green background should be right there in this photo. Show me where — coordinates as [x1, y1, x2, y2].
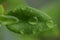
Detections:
[0, 0, 60, 40]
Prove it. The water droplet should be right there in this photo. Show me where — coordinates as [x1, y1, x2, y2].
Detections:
[28, 17, 38, 25]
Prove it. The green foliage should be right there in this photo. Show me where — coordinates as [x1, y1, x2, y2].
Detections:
[5, 6, 56, 38]
[0, 0, 3, 4]
[0, 0, 59, 40]
[0, 5, 4, 14]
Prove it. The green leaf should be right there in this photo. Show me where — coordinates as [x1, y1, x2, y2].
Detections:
[6, 6, 55, 36]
